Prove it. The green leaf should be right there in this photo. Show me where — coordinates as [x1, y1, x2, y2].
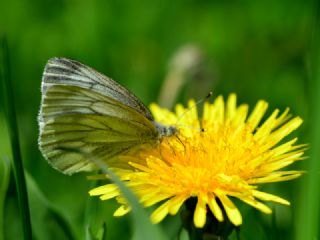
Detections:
[85, 221, 107, 240]
[25, 172, 76, 240]
[85, 180, 108, 240]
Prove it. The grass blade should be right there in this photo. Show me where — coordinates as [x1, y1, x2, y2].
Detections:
[296, 1, 320, 239]
[63, 148, 167, 240]
[95, 165, 167, 240]
[0, 36, 32, 240]
[0, 156, 10, 240]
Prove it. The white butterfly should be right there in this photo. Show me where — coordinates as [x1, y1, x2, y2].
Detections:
[38, 58, 177, 175]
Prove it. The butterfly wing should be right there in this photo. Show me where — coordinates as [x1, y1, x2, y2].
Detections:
[39, 58, 158, 175]
[42, 57, 154, 121]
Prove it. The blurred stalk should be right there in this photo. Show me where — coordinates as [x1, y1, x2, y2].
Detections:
[158, 44, 206, 108]
[296, 2, 320, 240]
[64, 148, 166, 240]
[0, 156, 10, 240]
[0, 36, 32, 240]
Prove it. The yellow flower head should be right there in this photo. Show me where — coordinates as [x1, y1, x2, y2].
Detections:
[89, 94, 305, 228]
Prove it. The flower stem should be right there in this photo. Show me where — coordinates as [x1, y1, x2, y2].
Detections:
[181, 198, 234, 240]
[0, 36, 32, 240]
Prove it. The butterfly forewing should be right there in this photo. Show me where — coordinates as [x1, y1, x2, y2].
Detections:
[42, 57, 154, 120]
[39, 58, 159, 175]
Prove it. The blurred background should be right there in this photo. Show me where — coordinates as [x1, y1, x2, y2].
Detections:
[0, 0, 318, 239]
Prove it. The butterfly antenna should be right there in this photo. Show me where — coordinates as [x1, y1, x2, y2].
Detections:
[175, 91, 213, 131]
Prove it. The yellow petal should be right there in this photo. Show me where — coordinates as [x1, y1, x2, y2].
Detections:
[252, 190, 290, 205]
[217, 193, 242, 226]
[114, 205, 131, 216]
[89, 184, 118, 196]
[254, 109, 279, 141]
[226, 93, 237, 121]
[263, 117, 303, 148]
[207, 193, 223, 222]
[143, 193, 172, 207]
[187, 99, 198, 121]
[273, 108, 290, 128]
[233, 104, 249, 125]
[239, 197, 272, 214]
[194, 196, 207, 228]
[168, 195, 188, 215]
[213, 95, 225, 124]
[150, 201, 170, 224]
[247, 100, 268, 130]
[249, 172, 302, 184]
[100, 191, 120, 200]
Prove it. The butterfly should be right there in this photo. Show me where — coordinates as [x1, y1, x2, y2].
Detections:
[38, 58, 177, 175]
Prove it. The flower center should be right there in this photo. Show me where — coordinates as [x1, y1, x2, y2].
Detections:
[143, 121, 263, 197]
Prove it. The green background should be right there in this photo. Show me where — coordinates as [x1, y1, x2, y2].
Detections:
[0, 0, 318, 239]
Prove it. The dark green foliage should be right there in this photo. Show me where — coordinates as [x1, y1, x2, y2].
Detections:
[0, 1, 317, 239]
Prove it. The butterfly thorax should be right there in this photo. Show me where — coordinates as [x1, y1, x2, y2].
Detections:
[153, 121, 178, 138]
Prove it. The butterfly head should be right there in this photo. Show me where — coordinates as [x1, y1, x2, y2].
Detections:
[154, 122, 179, 138]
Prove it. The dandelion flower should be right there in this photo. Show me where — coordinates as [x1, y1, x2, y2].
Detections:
[89, 93, 305, 228]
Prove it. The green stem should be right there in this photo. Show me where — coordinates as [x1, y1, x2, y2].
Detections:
[181, 198, 234, 240]
[0, 36, 32, 240]
[0, 156, 10, 240]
